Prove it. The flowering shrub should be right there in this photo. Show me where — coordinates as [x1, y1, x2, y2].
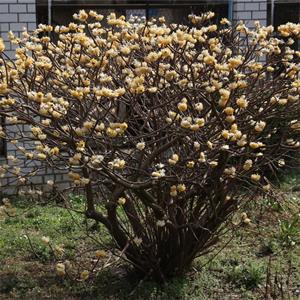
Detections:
[1, 11, 300, 281]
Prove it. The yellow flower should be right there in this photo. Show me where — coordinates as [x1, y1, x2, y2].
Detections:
[158, 16, 166, 23]
[78, 10, 88, 22]
[25, 152, 34, 159]
[204, 55, 216, 65]
[80, 178, 90, 185]
[180, 119, 191, 129]
[41, 236, 50, 244]
[228, 56, 243, 69]
[68, 172, 81, 181]
[0, 38, 5, 52]
[151, 169, 165, 178]
[195, 103, 204, 112]
[148, 87, 158, 93]
[95, 250, 107, 259]
[37, 133, 47, 140]
[76, 140, 85, 152]
[209, 161, 218, 167]
[278, 159, 285, 167]
[218, 88, 230, 107]
[243, 159, 253, 171]
[136, 142, 145, 150]
[254, 121, 266, 133]
[6, 116, 18, 125]
[168, 154, 179, 166]
[80, 270, 89, 281]
[31, 126, 43, 136]
[109, 123, 128, 135]
[170, 185, 177, 197]
[224, 107, 234, 115]
[120, 46, 131, 55]
[145, 52, 160, 62]
[224, 167, 236, 176]
[118, 197, 126, 205]
[292, 80, 300, 88]
[236, 96, 248, 108]
[207, 141, 213, 149]
[50, 147, 60, 156]
[42, 119, 51, 126]
[135, 85, 145, 94]
[220, 18, 231, 25]
[290, 120, 300, 131]
[190, 124, 200, 131]
[186, 161, 195, 168]
[177, 184, 186, 193]
[37, 153, 47, 160]
[109, 158, 126, 169]
[225, 115, 235, 123]
[106, 127, 118, 138]
[249, 142, 259, 149]
[222, 130, 230, 140]
[83, 121, 94, 130]
[52, 111, 62, 119]
[195, 118, 205, 127]
[278, 98, 287, 105]
[263, 184, 271, 191]
[56, 263, 66, 277]
[243, 218, 251, 225]
[251, 173, 261, 182]
[178, 101, 188, 112]
[206, 86, 216, 93]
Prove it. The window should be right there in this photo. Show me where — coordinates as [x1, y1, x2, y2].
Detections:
[268, 0, 300, 28]
[268, 0, 300, 50]
[37, 1, 229, 27]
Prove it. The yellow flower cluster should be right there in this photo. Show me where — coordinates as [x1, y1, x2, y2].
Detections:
[109, 158, 126, 170]
[170, 184, 186, 197]
[278, 22, 300, 37]
[106, 123, 128, 138]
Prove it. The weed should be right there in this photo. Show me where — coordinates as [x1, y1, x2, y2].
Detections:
[278, 214, 300, 247]
[256, 240, 275, 257]
[228, 262, 265, 289]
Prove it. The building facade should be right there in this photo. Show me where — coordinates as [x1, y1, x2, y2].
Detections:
[0, 0, 297, 191]
[0, 0, 280, 62]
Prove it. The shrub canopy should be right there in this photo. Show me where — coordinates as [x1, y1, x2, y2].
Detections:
[1, 11, 300, 280]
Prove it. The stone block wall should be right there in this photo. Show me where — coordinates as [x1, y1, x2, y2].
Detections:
[0, 0, 36, 58]
[233, 0, 268, 28]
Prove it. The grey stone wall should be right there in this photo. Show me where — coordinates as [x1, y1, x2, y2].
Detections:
[233, 0, 268, 28]
[0, 0, 36, 58]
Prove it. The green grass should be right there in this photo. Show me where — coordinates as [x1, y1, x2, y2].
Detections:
[1, 198, 87, 261]
[1, 178, 300, 299]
